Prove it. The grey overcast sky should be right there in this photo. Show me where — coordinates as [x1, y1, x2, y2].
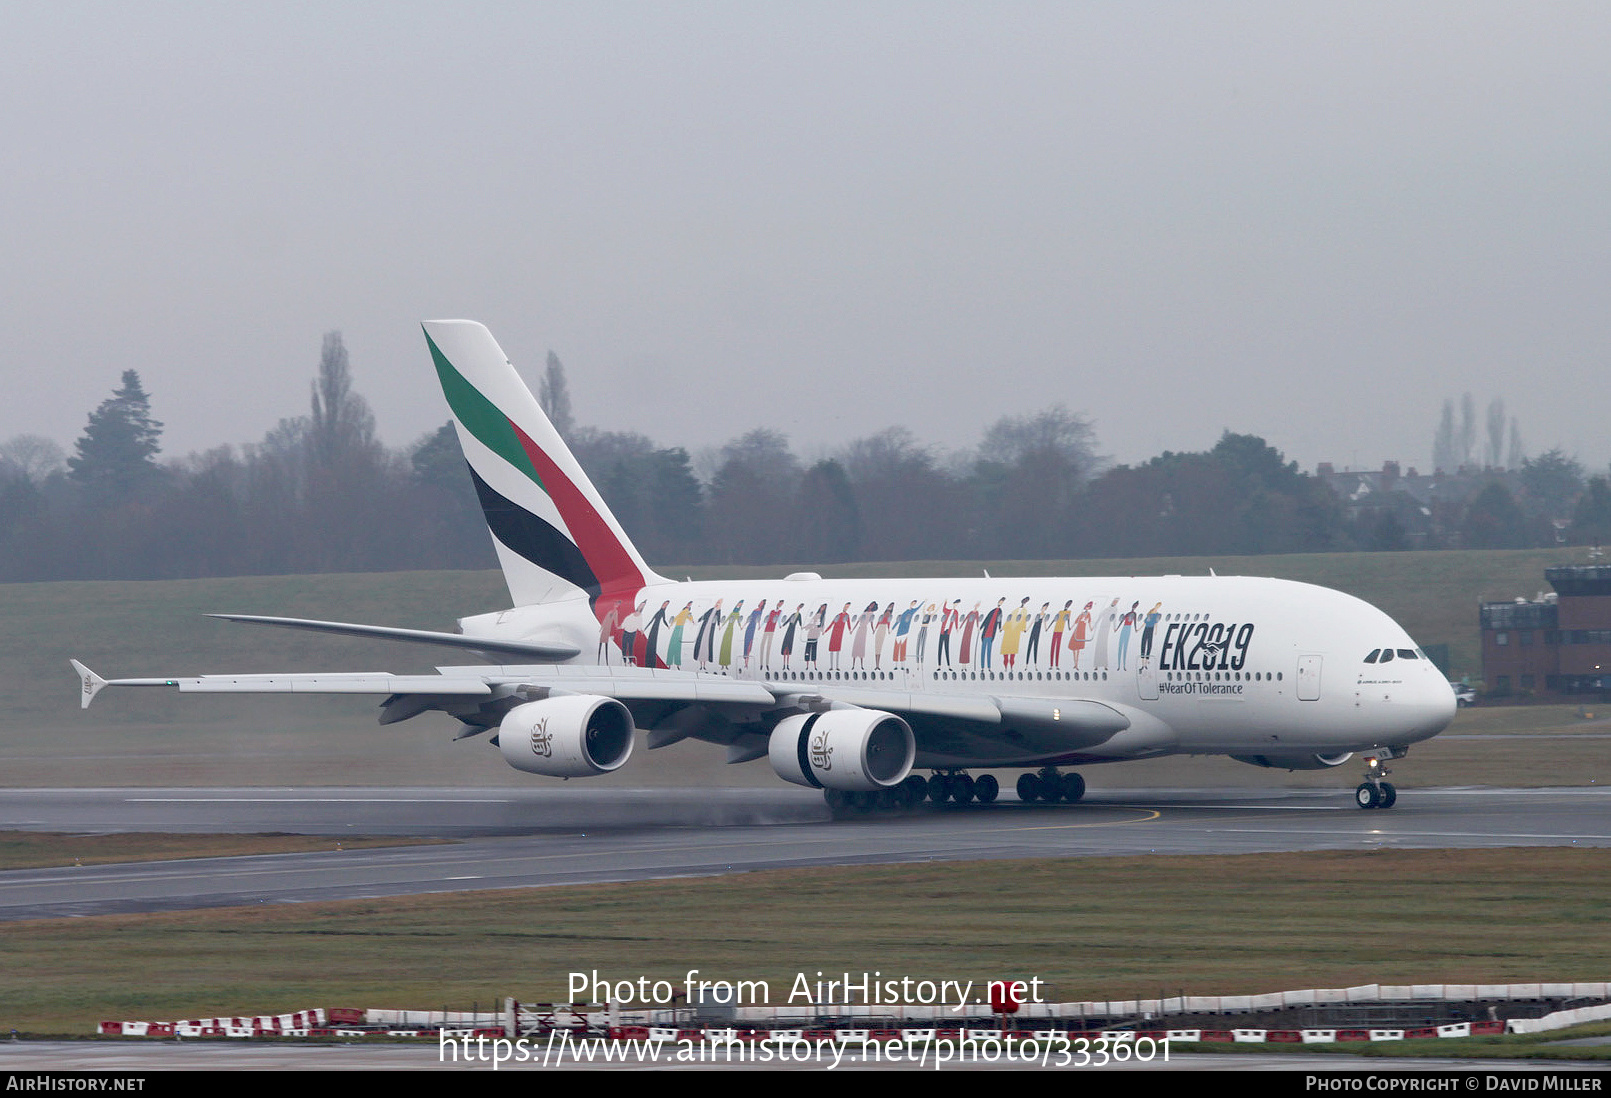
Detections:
[3, 2, 1607, 475]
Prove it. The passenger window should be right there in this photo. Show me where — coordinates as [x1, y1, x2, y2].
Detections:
[1364, 649, 1380, 663]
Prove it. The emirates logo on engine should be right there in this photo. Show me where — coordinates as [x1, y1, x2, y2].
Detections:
[529, 717, 553, 758]
[809, 728, 832, 771]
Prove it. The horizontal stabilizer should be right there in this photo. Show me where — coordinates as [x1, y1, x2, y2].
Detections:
[70, 660, 108, 709]
[209, 614, 579, 662]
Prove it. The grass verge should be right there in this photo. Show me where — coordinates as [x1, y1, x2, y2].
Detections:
[2, 847, 1607, 1036]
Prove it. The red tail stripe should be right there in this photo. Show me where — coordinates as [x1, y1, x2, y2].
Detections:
[509, 420, 646, 599]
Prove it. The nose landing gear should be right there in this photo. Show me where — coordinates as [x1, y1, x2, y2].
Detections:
[1354, 754, 1398, 809]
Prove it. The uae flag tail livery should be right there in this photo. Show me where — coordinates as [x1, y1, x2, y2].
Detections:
[423, 320, 665, 632]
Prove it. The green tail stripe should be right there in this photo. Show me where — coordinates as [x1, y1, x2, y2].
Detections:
[425, 331, 546, 493]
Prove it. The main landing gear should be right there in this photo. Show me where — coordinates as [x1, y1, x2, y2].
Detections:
[1016, 767, 1085, 804]
[1354, 755, 1397, 810]
[822, 766, 1091, 816]
[920, 770, 999, 805]
[823, 771, 1003, 816]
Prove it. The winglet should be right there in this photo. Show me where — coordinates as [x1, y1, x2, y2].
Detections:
[70, 660, 108, 709]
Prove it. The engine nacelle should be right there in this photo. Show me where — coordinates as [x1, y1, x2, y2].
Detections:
[768, 708, 915, 792]
[1231, 751, 1353, 772]
[499, 696, 635, 777]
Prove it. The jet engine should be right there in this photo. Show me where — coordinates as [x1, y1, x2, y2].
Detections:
[498, 696, 635, 777]
[1231, 751, 1353, 772]
[768, 708, 915, 791]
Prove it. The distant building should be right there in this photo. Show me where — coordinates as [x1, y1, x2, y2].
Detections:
[1314, 460, 1524, 548]
[1479, 564, 1611, 698]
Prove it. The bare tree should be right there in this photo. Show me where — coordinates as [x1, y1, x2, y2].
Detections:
[309, 332, 378, 471]
[0, 434, 66, 484]
[1432, 399, 1457, 474]
[1486, 397, 1505, 469]
[539, 351, 575, 439]
[1458, 392, 1476, 470]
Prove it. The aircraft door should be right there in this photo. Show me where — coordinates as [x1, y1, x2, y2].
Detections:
[1136, 662, 1159, 701]
[1296, 655, 1322, 701]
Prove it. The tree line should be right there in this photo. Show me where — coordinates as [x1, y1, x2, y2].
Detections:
[2, 337, 1608, 583]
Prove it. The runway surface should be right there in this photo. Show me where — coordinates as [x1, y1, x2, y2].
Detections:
[1, 785, 1607, 920]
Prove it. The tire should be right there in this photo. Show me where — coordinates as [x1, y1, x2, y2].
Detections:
[974, 773, 1000, 804]
[1061, 772, 1086, 803]
[903, 775, 929, 806]
[927, 774, 951, 804]
[953, 774, 976, 804]
[1355, 783, 1380, 809]
[1016, 773, 1040, 803]
[1378, 782, 1397, 809]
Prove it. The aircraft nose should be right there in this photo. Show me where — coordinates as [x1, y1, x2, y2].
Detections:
[1400, 675, 1457, 742]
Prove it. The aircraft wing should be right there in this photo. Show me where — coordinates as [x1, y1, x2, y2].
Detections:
[452, 664, 1133, 767]
[207, 614, 580, 662]
[71, 656, 1130, 767]
[758, 683, 1132, 767]
[71, 660, 497, 709]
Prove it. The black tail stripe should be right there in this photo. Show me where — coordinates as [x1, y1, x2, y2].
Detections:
[468, 466, 601, 598]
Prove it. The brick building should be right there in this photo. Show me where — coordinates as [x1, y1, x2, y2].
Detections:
[1480, 564, 1611, 698]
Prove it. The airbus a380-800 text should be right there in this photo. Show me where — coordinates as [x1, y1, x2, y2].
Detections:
[74, 320, 1456, 813]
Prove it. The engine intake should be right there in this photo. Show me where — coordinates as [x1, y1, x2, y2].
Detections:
[768, 708, 915, 791]
[499, 696, 635, 777]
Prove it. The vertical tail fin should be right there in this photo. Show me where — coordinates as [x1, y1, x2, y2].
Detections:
[422, 320, 665, 607]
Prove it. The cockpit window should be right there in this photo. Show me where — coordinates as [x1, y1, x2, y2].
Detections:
[1378, 649, 1394, 662]
[1396, 649, 1417, 660]
[1364, 649, 1380, 663]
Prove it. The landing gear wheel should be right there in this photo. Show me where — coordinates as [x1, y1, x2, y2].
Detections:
[927, 774, 951, 804]
[1377, 782, 1397, 809]
[902, 775, 929, 807]
[1016, 773, 1040, 803]
[952, 774, 976, 804]
[1355, 783, 1381, 809]
[1060, 773, 1087, 803]
[974, 774, 1000, 804]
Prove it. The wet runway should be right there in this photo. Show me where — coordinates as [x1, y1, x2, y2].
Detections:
[1, 785, 1607, 920]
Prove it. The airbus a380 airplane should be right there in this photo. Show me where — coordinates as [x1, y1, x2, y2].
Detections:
[74, 321, 1456, 813]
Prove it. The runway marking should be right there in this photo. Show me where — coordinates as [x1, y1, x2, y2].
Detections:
[1199, 828, 1611, 841]
[984, 808, 1161, 832]
[125, 795, 515, 804]
[1100, 803, 1341, 811]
